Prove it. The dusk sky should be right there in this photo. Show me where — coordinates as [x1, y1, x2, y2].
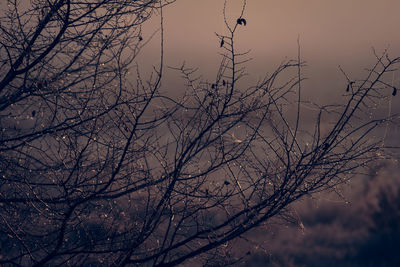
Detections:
[140, 0, 400, 103]
[163, 0, 400, 65]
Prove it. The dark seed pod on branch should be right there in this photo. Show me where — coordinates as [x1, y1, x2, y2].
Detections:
[237, 18, 247, 26]
[220, 38, 224, 47]
[392, 87, 397, 96]
[346, 81, 354, 92]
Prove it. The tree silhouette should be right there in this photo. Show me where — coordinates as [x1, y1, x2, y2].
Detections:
[0, 0, 399, 266]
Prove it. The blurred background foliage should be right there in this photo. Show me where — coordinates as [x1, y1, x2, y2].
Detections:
[241, 161, 400, 267]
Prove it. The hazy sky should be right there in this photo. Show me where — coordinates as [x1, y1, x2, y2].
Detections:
[162, 0, 400, 64]
[138, 0, 400, 103]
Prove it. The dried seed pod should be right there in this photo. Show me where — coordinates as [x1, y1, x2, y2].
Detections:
[237, 18, 247, 26]
[346, 81, 354, 92]
[220, 38, 224, 47]
[392, 87, 397, 96]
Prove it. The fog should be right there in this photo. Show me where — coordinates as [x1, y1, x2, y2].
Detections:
[140, 0, 400, 103]
[137, 0, 400, 144]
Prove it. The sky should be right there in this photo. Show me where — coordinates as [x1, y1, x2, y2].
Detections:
[162, 0, 400, 65]
[139, 0, 400, 102]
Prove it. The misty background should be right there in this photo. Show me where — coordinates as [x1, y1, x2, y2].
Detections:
[138, 0, 400, 133]
[137, 1, 400, 265]
[141, 0, 400, 88]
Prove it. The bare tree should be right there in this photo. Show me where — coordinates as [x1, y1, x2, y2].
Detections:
[0, 0, 399, 266]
